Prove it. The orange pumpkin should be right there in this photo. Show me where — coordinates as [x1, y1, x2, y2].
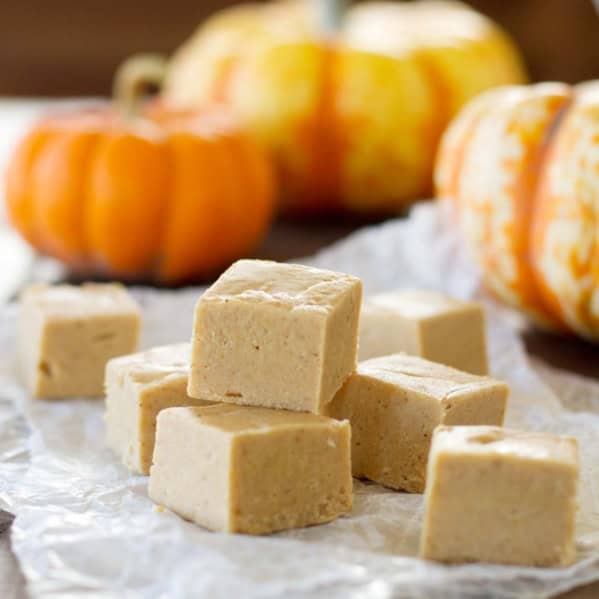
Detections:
[122, 0, 526, 215]
[436, 82, 599, 340]
[5, 105, 275, 283]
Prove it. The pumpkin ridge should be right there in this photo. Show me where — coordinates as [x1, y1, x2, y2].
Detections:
[291, 40, 344, 214]
[72, 129, 106, 270]
[434, 89, 499, 216]
[32, 127, 104, 266]
[525, 93, 574, 330]
[85, 129, 171, 276]
[530, 93, 599, 338]
[159, 131, 227, 282]
[5, 125, 53, 248]
[230, 133, 276, 252]
[153, 130, 177, 279]
[412, 53, 453, 200]
[514, 93, 573, 329]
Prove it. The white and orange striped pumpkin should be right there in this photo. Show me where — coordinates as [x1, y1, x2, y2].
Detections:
[436, 82, 599, 340]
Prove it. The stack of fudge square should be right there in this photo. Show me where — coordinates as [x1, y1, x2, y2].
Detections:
[19, 260, 579, 568]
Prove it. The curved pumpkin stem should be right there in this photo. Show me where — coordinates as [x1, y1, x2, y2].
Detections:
[113, 53, 168, 119]
[319, 0, 348, 35]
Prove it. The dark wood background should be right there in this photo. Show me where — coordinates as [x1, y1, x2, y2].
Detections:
[1, 0, 598, 96]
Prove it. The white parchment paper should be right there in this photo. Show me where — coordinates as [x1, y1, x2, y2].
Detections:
[2, 203, 599, 599]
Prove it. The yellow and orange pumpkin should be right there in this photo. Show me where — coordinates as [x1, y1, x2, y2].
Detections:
[5, 106, 275, 283]
[436, 82, 599, 340]
[129, 0, 526, 215]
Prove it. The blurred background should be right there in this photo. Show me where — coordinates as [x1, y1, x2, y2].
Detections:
[1, 0, 598, 96]
[0, 0, 598, 368]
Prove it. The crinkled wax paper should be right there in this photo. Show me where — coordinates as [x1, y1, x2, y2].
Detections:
[2, 204, 599, 599]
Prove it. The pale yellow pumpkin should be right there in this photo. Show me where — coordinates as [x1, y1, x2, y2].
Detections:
[127, 0, 526, 215]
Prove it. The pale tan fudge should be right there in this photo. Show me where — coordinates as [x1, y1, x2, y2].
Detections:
[324, 353, 508, 492]
[105, 343, 214, 474]
[188, 259, 362, 413]
[149, 404, 352, 534]
[359, 290, 488, 375]
[421, 425, 579, 567]
[18, 283, 141, 399]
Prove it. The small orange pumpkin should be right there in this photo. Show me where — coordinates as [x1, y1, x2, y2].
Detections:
[436, 82, 599, 340]
[5, 101, 275, 283]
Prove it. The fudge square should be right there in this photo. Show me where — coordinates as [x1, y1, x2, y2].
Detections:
[149, 404, 352, 535]
[420, 425, 579, 567]
[188, 259, 362, 413]
[18, 283, 141, 399]
[105, 343, 213, 475]
[359, 290, 488, 375]
[324, 353, 508, 492]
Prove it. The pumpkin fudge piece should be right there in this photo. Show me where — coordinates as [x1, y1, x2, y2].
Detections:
[149, 404, 352, 534]
[188, 259, 362, 413]
[358, 290, 488, 375]
[324, 353, 508, 492]
[420, 425, 579, 566]
[105, 343, 213, 475]
[18, 283, 141, 399]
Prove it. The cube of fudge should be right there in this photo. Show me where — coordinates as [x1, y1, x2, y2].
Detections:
[188, 259, 362, 413]
[420, 425, 579, 566]
[105, 343, 213, 474]
[18, 283, 141, 399]
[324, 353, 508, 492]
[149, 404, 352, 534]
[359, 290, 488, 375]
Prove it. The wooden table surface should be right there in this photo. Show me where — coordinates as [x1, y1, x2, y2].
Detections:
[1, 221, 597, 598]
